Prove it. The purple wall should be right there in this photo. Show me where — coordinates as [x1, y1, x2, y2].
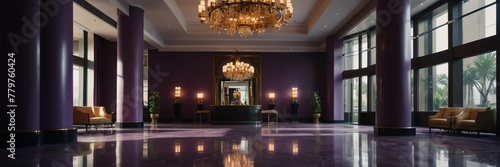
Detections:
[148, 50, 214, 119]
[149, 50, 326, 120]
[260, 52, 326, 119]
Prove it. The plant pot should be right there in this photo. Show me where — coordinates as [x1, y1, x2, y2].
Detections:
[150, 114, 159, 124]
[291, 103, 299, 122]
[312, 113, 321, 123]
[173, 103, 182, 121]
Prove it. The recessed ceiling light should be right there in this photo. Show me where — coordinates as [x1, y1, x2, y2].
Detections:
[324, 25, 327, 28]
[420, 3, 423, 6]
[336, 13, 339, 16]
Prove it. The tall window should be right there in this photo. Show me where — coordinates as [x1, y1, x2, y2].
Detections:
[463, 51, 497, 108]
[417, 4, 448, 57]
[418, 63, 449, 111]
[344, 37, 359, 70]
[72, 28, 95, 106]
[143, 52, 148, 106]
[344, 78, 358, 122]
[457, 0, 497, 46]
[73, 65, 84, 106]
[360, 76, 368, 112]
[369, 75, 376, 112]
[369, 30, 376, 65]
[361, 34, 368, 68]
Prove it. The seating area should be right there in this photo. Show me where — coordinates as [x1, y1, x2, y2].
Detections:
[455, 108, 496, 135]
[428, 107, 495, 135]
[73, 106, 113, 131]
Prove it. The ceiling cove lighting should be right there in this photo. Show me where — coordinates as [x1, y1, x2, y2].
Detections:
[198, 0, 293, 37]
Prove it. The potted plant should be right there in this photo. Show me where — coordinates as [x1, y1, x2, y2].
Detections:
[173, 96, 182, 122]
[311, 91, 321, 123]
[291, 96, 299, 122]
[148, 91, 160, 124]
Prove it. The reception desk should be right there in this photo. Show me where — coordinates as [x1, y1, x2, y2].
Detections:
[211, 105, 262, 124]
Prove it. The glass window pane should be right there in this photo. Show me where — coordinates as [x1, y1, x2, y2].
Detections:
[73, 65, 84, 106]
[344, 78, 358, 122]
[73, 26, 84, 58]
[457, 1, 496, 46]
[353, 77, 359, 122]
[417, 5, 448, 57]
[411, 70, 414, 111]
[433, 12, 448, 53]
[361, 34, 368, 68]
[344, 37, 359, 70]
[418, 63, 449, 111]
[463, 51, 496, 108]
[370, 31, 376, 65]
[370, 75, 376, 112]
[360, 76, 368, 112]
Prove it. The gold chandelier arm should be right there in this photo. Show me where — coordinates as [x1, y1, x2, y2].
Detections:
[198, 0, 293, 37]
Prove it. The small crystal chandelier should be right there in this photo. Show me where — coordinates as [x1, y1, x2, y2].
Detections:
[222, 56, 255, 81]
[198, 0, 293, 37]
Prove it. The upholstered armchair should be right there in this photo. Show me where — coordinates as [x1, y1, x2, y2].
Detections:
[73, 106, 112, 131]
[428, 107, 464, 132]
[455, 108, 495, 135]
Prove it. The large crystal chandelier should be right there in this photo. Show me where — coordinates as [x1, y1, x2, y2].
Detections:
[222, 56, 255, 81]
[198, 0, 293, 37]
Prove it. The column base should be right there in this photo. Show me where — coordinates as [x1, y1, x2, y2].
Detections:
[43, 129, 77, 144]
[115, 122, 144, 128]
[1, 131, 43, 148]
[374, 127, 416, 136]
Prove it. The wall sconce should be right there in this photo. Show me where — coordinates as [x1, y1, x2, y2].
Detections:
[197, 93, 204, 104]
[291, 87, 298, 103]
[174, 87, 181, 103]
[268, 93, 275, 104]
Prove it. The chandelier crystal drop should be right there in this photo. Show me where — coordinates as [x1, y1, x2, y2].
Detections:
[198, 0, 293, 37]
[222, 56, 255, 81]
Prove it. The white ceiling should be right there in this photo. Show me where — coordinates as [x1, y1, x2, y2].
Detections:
[73, 0, 438, 52]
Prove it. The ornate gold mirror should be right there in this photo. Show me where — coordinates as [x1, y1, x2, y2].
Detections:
[213, 55, 261, 105]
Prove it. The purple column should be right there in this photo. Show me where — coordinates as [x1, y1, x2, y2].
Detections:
[116, 6, 144, 128]
[325, 36, 344, 122]
[1, 0, 42, 147]
[39, 0, 76, 143]
[375, 0, 415, 135]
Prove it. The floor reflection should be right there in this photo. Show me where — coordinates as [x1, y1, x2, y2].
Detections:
[2, 124, 500, 167]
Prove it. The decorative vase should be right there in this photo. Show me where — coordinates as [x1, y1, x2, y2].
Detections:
[312, 113, 321, 123]
[150, 114, 159, 124]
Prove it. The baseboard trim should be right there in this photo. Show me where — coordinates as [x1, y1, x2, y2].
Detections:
[1, 131, 43, 148]
[115, 122, 144, 128]
[374, 127, 416, 136]
[43, 129, 77, 144]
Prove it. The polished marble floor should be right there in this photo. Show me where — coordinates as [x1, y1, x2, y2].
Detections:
[2, 123, 500, 167]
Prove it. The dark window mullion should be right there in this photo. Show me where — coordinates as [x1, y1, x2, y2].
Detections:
[83, 31, 88, 106]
